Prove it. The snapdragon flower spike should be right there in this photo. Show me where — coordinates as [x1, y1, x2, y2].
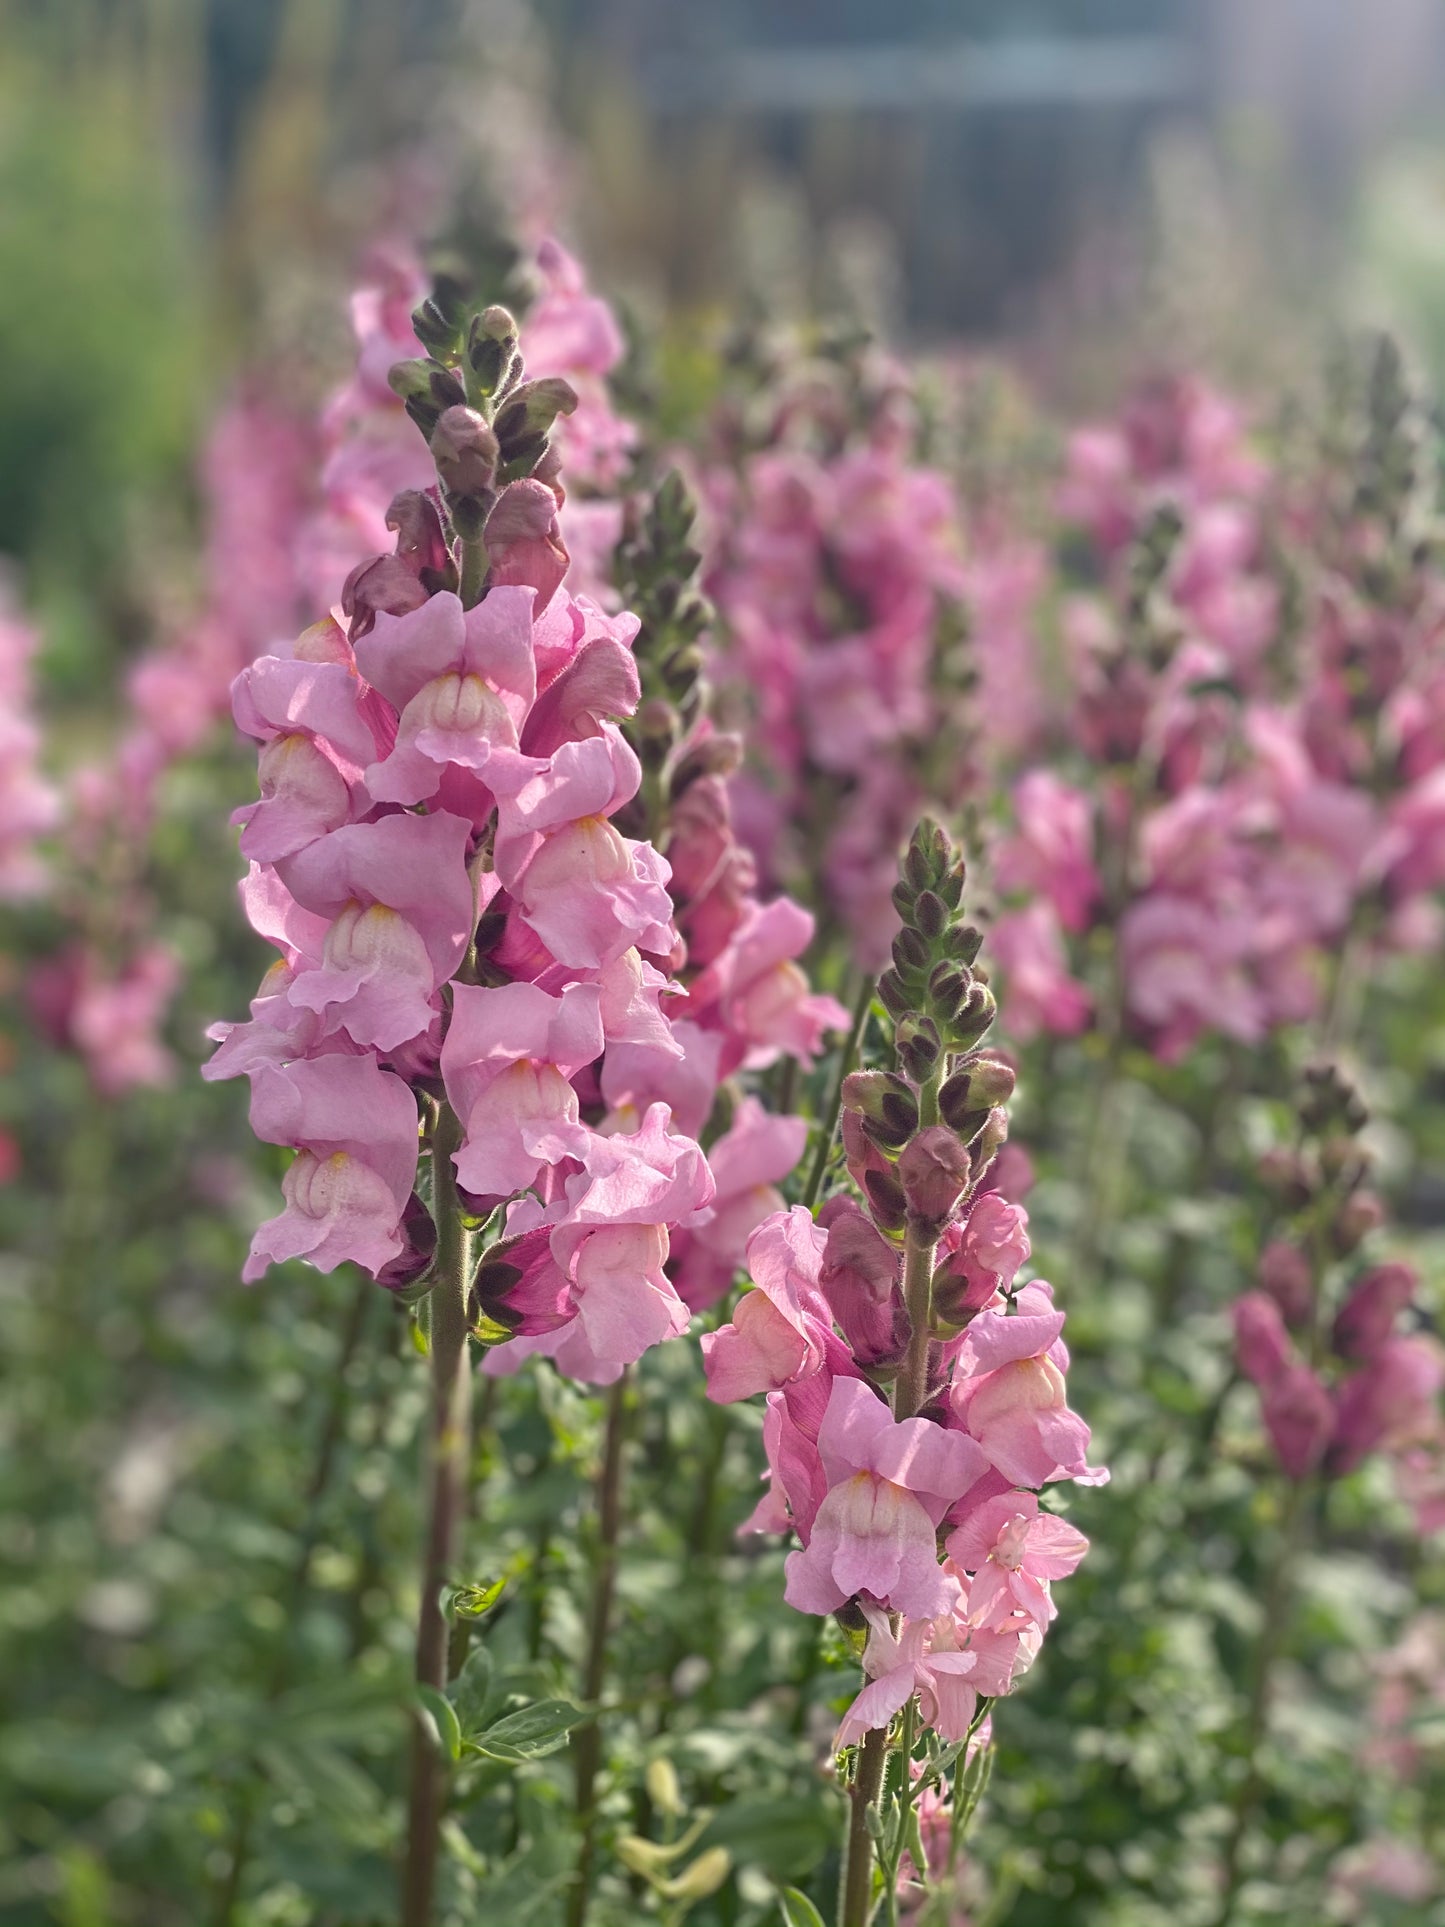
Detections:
[1234, 1063, 1445, 1497]
[706, 818, 1101, 1800]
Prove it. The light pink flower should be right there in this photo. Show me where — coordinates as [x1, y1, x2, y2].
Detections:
[671, 1099, 807, 1311]
[279, 810, 475, 1052]
[784, 1375, 990, 1619]
[988, 904, 1091, 1042]
[945, 1492, 1088, 1631]
[441, 979, 604, 1201]
[995, 772, 1100, 933]
[950, 1285, 1107, 1489]
[243, 1053, 419, 1281]
[702, 1205, 835, 1402]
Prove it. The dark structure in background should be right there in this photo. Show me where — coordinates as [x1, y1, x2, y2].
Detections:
[538, 0, 1445, 339]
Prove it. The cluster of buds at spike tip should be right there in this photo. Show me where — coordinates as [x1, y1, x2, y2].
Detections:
[1234, 1059, 1444, 1488]
[846, 820, 1017, 1255]
[610, 470, 719, 832]
[386, 273, 579, 582]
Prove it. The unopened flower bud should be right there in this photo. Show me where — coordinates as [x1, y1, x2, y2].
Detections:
[863, 1165, 909, 1234]
[1258, 1147, 1313, 1211]
[659, 1847, 731, 1904]
[891, 927, 929, 974]
[898, 1126, 971, 1233]
[385, 489, 452, 586]
[467, 305, 520, 398]
[493, 375, 580, 452]
[431, 405, 499, 502]
[895, 1014, 942, 1084]
[1332, 1189, 1384, 1256]
[969, 1107, 1009, 1182]
[375, 1191, 438, 1292]
[912, 889, 947, 939]
[1257, 1240, 1313, 1328]
[948, 980, 996, 1050]
[938, 1053, 1016, 1140]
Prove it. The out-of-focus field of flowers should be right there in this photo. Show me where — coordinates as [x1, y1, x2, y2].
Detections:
[4, 4, 1445, 1925]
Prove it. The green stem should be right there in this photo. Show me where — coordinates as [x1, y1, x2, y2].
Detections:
[459, 535, 488, 610]
[1210, 1476, 1311, 1927]
[841, 1725, 889, 1927]
[803, 975, 875, 1210]
[568, 1369, 631, 1927]
[401, 1105, 475, 1927]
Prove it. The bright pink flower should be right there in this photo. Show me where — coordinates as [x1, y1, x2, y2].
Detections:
[1233, 1291, 1293, 1387]
[988, 904, 1091, 1041]
[937, 1194, 1032, 1313]
[670, 1099, 807, 1311]
[995, 772, 1100, 933]
[1120, 892, 1262, 1058]
[784, 1375, 990, 1619]
[685, 897, 849, 1072]
[702, 1205, 835, 1402]
[1262, 1364, 1335, 1479]
[945, 1492, 1089, 1631]
[243, 1053, 419, 1281]
[69, 945, 180, 1097]
[441, 979, 604, 1201]
[279, 810, 475, 1051]
[1328, 1337, 1445, 1477]
[1333, 1263, 1417, 1361]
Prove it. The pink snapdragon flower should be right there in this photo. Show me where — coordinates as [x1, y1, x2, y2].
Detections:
[280, 810, 475, 1052]
[783, 1375, 990, 1620]
[441, 980, 604, 1201]
[949, 1285, 1107, 1488]
[670, 1099, 808, 1311]
[994, 773, 1100, 933]
[242, 1053, 419, 1281]
[945, 1492, 1089, 1631]
[701, 1206, 837, 1402]
[834, 1595, 1041, 1751]
[987, 904, 1091, 1041]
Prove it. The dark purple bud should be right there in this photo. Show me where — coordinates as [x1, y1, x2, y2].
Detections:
[938, 1052, 1016, 1139]
[863, 1166, 909, 1235]
[375, 1191, 438, 1291]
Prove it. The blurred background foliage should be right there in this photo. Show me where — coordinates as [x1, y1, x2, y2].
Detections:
[4, 3, 1445, 1925]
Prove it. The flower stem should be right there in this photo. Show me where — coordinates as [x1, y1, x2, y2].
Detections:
[567, 1367, 631, 1927]
[841, 1724, 889, 1927]
[401, 1103, 475, 1927]
[459, 535, 488, 610]
[1210, 1475, 1311, 1927]
[803, 974, 875, 1211]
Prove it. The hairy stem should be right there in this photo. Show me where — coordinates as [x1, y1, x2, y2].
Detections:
[401, 1104, 475, 1927]
[841, 1725, 889, 1927]
[458, 535, 488, 610]
[567, 1368, 631, 1927]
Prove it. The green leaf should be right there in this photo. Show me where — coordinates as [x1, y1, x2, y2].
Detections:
[468, 1698, 585, 1762]
[449, 1645, 495, 1735]
[449, 1576, 506, 1620]
[780, 1887, 827, 1927]
[416, 1685, 462, 1762]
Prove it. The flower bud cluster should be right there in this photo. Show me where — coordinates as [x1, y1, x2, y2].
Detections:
[1234, 1062, 1445, 1486]
[702, 819, 1103, 1757]
[206, 289, 840, 1387]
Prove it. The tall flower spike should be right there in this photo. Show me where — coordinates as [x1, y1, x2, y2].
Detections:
[707, 817, 1101, 1927]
